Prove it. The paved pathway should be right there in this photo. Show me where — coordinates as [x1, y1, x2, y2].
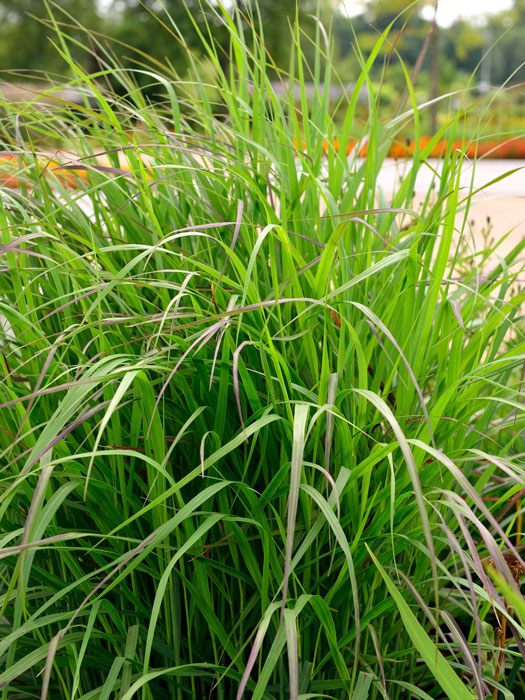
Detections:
[378, 159, 524, 271]
[377, 158, 525, 197]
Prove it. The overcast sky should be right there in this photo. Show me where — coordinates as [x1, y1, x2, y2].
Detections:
[342, 0, 514, 26]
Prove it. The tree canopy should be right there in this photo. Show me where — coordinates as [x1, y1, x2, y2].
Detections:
[0, 0, 523, 90]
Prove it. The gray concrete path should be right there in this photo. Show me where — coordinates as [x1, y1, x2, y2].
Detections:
[377, 158, 525, 197]
[377, 159, 524, 270]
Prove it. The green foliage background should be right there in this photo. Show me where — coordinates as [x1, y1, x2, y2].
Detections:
[1, 0, 525, 91]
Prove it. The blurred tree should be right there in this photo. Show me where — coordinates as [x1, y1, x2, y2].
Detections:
[112, 0, 334, 78]
[487, 1, 525, 85]
[0, 0, 523, 104]
[443, 20, 484, 71]
[513, 0, 525, 21]
[365, 0, 423, 29]
[0, 0, 100, 77]
[110, 0, 209, 75]
[239, 0, 328, 68]
[350, 0, 442, 131]
[354, 0, 433, 69]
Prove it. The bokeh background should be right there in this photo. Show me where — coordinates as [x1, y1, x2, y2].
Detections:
[1, 0, 524, 133]
[1, 1, 524, 245]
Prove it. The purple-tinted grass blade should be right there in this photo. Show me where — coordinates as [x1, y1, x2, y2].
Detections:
[324, 374, 339, 574]
[468, 449, 525, 489]
[146, 321, 222, 438]
[51, 163, 134, 177]
[431, 504, 484, 685]
[411, 440, 525, 573]
[441, 611, 487, 700]
[232, 341, 255, 433]
[217, 199, 244, 289]
[16, 341, 61, 441]
[367, 624, 391, 699]
[449, 299, 473, 333]
[34, 286, 108, 328]
[40, 633, 61, 700]
[354, 304, 436, 450]
[280, 405, 309, 622]
[453, 509, 504, 607]
[0, 532, 85, 559]
[399, 573, 456, 660]
[305, 461, 339, 510]
[324, 373, 338, 475]
[345, 216, 391, 248]
[284, 608, 299, 700]
[200, 431, 216, 478]
[209, 323, 226, 391]
[235, 603, 279, 700]
[354, 389, 439, 613]
[24, 401, 109, 474]
[21, 464, 53, 547]
[208, 297, 237, 391]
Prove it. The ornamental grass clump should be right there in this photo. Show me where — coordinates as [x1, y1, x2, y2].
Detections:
[0, 2, 523, 699]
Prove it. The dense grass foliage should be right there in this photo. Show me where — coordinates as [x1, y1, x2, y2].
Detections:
[0, 3, 524, 698]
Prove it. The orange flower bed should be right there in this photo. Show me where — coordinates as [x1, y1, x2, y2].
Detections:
[0, 154, 88, 189]
[296, 137, 525, 159]
[0, 151, 158, 189]
[1, 137, 524, 191]
[387, 137, 525, 159]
